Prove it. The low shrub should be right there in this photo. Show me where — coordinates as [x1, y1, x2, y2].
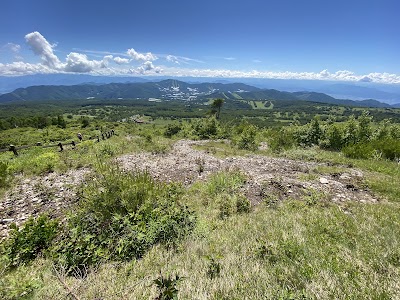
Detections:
[342, 143, 375, 160]
[342, 138, 400, 161]
[269, 128, 296, 152]
[233, 123, 258, 151]
[1, 215, 58, 268]
[51, 167, 196, 271]
[32, 152, 59, 173]
[164, 123, 182, 138]
[371, 138, 400, 161]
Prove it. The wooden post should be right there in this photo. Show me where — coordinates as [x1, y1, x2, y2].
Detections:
[97, 136, 100, 142]
[102, 133, 105, 140]
[9, 145, 18, 156]
[58, 142, 63, 151]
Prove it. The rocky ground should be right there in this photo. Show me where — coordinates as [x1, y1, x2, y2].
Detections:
[0, 139, 380, 239]
[118, 140, 379, 205]
[0, 168, 89, 239]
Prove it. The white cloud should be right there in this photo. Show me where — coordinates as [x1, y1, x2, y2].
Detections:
[25, 31, 62, 69]
[319, 69, 330, 77]
[0, 61, 54, 76]
[113, 56, 131, 64]
[1, 31, 400, 85]
[159, 67, 400, 84]
[224, 57, 236, 61]
[127, 48, 157, 61]
[137, 61, 162, 74]
[252, 59, 262, 63]
[2, 43, 21, 53]
[1, 43, 23, 62]
[64, 52, 107, 73]
[166, 55, 180, 64]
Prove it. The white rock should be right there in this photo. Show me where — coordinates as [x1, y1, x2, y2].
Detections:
[319, 177, 329, 184]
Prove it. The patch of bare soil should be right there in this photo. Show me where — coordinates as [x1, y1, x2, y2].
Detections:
[0, 168, 90, 240]
[118, 140, 380, 206]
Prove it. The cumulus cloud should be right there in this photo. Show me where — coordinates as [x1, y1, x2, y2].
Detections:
[64, 52, 108, 72]
[127, 48, 157, 61]
[113, 56, 131, 64]
[8, 32, 132, 75]
[25, 31, 62, 69]
[0, 61, 54, 76]
[1, 31, 400, 84]
[137, 61, 162, 74]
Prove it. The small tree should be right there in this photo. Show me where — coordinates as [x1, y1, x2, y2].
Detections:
[307, 117, 322, 145]
[211, 98, 224, 120]
[357, 111, 372, 142]
[81, 117, 90, 128]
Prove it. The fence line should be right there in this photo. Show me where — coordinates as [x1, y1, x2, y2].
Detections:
[0, 129, 115, 156]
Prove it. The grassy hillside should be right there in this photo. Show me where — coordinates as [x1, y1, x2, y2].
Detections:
[0, 107, 400, 299]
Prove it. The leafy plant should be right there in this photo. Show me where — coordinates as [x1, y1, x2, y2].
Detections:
[153, 273, 182, 300]
[205, 255, 222, 279]
[235, 194, 251, 213]
[234, 123, 258, 151]
[164, 123, 182, 138]
[2, 215, 58, 267]
[52, 166, 196, 271]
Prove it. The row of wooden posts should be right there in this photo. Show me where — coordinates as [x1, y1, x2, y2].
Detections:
[4, 130, 115, 156]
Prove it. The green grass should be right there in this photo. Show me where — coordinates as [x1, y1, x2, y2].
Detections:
[3, 198, 399, 299]
[1, 118, 400, 299]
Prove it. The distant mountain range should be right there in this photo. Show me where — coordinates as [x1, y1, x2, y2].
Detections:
[0, 79, 399, 108]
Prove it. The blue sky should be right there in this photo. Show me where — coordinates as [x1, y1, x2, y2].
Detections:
[1, 0, 399, 83]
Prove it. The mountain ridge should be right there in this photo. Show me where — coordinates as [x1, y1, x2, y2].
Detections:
[0, 79, 396, 108]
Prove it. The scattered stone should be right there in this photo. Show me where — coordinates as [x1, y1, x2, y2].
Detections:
[1, 218, 15, 224]
[0, 168, 90, 239]
[319, 177, 329, 184]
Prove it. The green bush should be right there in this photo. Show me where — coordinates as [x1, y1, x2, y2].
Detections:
[342, 138, 400, 161]
[320, 124, 344, 150]
[191, 117, 219, 139]
[371, 138, 400, 161]
[269, 128, 296, 152]
[1, 215, 58, 267]
[234, 123, 258, 151]
[52, 167, 196, 271]
[32, 152, 59, 173]
[342, 143, 375, 160]
[164, 123, 182, 138]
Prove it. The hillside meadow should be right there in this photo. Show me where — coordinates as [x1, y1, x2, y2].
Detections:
[0, 105, 399, 299]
